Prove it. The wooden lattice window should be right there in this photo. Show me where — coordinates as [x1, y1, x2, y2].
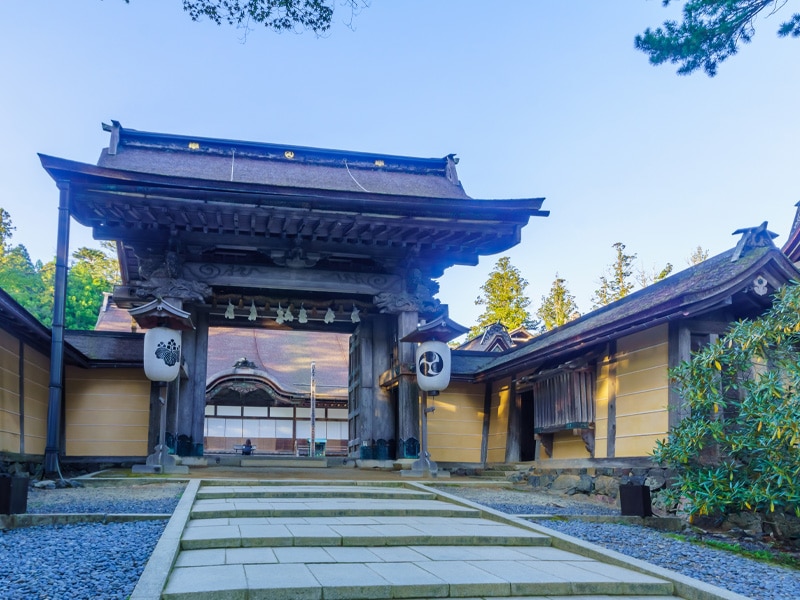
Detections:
[531, 368, 595, 434]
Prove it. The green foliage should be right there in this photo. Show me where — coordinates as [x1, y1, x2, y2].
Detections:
[592, 242, 637, 309]
[157, 0, 367, 34]
[688, 245, 710, 265]
[0, 244, 50, 324]
[536, 273, 580, 331]
[0, 207, 119, 329]
[0, 208, 14, 248]
[654, 282, 800, 519]
[470, 256, 535, 338]
[636, 0, 800, 76]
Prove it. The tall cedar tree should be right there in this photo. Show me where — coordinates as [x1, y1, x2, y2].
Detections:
[591, 242, 638, 309]
[470, 256, 535, 338]
[636, 0, 800, 76]
[537, 274, 580, 331]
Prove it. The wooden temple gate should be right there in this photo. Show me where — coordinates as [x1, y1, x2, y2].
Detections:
[38, 122, 546, 471]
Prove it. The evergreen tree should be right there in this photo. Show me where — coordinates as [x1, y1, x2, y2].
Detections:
[168, 0, 367, 35]
[470, 256, 534, 338]
[0, 208, 119, 329]
[636, 0, 800, 77]
[0, 244, 49, 324]
[41, 245, 120, 330]
[636, 262, 674, 288]
[592, 242, 637, 309]
[688, 245, 710, 265]
[537, 273, 580, 331]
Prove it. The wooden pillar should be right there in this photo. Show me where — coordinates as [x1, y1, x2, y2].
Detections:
[480, 382, 491, 465]
[371, 315, 394, 452]
[396, 310, 420, 459]
[190, 311, 210, 454]
[505, 377, 521, 463]
[175, 309, 209, 456]
[45, 182, 70, 474]
[668, 322, 692, 430]
[355, 320, 374, 453]
[606, 341, 617, 458]
[146, 381, 161, 455]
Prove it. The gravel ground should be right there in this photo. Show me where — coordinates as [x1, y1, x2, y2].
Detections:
[439, 485, 800, 600]
[2, 481, 799, 600]
[0, 482, 184, 600]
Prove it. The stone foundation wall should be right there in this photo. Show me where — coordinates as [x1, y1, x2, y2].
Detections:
[509, 464, 670, 506]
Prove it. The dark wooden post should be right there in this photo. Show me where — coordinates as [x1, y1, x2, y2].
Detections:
[505, 377, 521, 463]
[605, 342, 617, 458]
[44, 182, 70, 474]
[396, 310, 420, 459]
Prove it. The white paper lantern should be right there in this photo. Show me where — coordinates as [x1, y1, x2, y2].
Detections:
[143, 327, 182, 382]
[415, 340, 451, 393]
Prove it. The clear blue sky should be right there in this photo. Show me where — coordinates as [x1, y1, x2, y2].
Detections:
[1, 1, 798, 329]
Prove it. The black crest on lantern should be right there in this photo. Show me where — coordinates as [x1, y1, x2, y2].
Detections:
[418, 350, 444, 376]
[155, 339, 180, 366]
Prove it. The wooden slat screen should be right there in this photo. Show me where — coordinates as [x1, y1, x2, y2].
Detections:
[531, 369, 595, 433]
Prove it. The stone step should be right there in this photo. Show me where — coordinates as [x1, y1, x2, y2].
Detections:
[138, 479, 690, 600]
[180, 515, 552, 550]
[195, 484, 437, 501]
[164, 544, 676, 599]
[189, 497, 482, 520]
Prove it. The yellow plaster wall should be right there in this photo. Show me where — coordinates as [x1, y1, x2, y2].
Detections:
[427, 381, 484, 463]
[0, 329, 50, 455]
[550, 430, 591, 459]
[22, 345, 49, 454]
[487, 378, 511, 463]
[0, 329, 21, 453]
[65, 367, 151, 456]
[593, 356, 611, 459]
[614, 325, 669, 457]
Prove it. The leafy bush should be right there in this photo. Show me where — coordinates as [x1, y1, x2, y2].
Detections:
[654, 283, 800, 519]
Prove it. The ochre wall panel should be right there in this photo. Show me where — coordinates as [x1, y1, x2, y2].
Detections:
[0, 330, 20, 453]
[22, 344, 49, 454]
[615, 434, 667, 458]
[65, 366, 150, 457]
[551, 430, 591, 459]
[67, 440, 148, 457]
[487, 379, 510, 463]
[593, 358, 610, 459]
[613, 325, 669, 458]
[428, 382, 484, 464]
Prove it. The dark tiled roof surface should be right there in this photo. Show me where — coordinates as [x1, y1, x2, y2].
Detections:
[64, 331, 144, 365]
[98, 148, 470, 200]
[96, 123, 471, 200]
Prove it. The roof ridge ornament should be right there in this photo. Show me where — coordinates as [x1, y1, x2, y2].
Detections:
[731, 221, 778, 262]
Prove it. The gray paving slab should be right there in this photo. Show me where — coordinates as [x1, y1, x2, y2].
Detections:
[242, 563, 322, 600]
[307, 562, 393, 599]
[365, 561, 450, 598]
[163, 564, 247, 599]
